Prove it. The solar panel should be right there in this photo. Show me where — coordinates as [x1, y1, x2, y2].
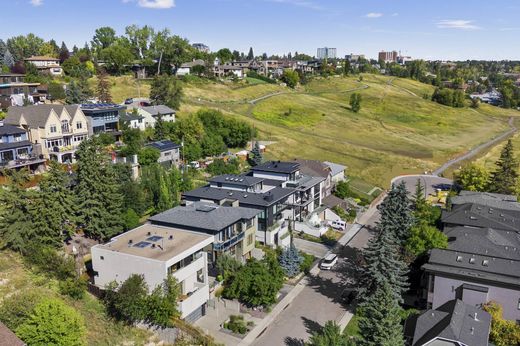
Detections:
[134, 241, 151, 248]
[147, 236, 163, 242]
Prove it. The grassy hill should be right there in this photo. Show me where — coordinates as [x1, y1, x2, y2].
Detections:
[106, 74, 518, 188]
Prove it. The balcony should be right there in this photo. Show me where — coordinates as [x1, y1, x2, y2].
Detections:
[213, 232, 245, 252]
[178, 283, 209, 319]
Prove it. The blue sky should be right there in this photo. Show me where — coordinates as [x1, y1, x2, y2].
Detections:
[3, 0, 520, 60]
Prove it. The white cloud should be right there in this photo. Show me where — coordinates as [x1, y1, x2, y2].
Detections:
[365, 12, 383, 18]
[123, 0, 175, 9]
[30, 0, 43, 6]
[268, 0, 323, 10]
[436, 19, 480, 30]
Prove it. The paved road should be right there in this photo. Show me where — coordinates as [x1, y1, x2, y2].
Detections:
[293, 237, 331, 258]
[391, 175, 453, 197]
[433, 116, 517, 176]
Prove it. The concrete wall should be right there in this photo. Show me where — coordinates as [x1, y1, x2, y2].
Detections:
[431, 275, 520, 320]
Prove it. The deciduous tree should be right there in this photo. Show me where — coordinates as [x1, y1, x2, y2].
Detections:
[150, 75, 183, 110]
[454, 163, 489, 192]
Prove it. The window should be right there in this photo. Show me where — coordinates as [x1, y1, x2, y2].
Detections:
[247, 233, 253, 246]
[100, 256, 104, 260]
[50, 124, 57, 133]
[17, 148, 29, 156]
[76, 122, 83, 129]
[518, 299, 520, 310]
[14, 134, 21, 142]
[197, 269, 204, 283]
[246, 218, 254, 229]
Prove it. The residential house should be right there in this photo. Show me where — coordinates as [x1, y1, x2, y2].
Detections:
[24, 56, 63, 76]
[295, 159, 333, 199]
[324, 161, 347, 186]
[404, 299, 491, 346]
[182, 176, 294, 248]
[91, 224, 214, 321]
[120, 112, 145, 131]
[136, 105, 176, 129]
[0, 73, 41, 108]
[149, 202, 260, 264]
[0, 123, 45, 171]
[80, 103, 126, 140]
[214, 65, 244, 79]
[177, 59, 206, 76]
[146, 140, 181, 167]
[5, 104, 89, 163]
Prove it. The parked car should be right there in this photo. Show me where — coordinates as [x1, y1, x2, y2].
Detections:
[328, 220, 346, 231]
[190, 161, 200, 169]
[320, 254, 338, 270]
[124, 98, 133, 104]
[433, 183, 452, 191]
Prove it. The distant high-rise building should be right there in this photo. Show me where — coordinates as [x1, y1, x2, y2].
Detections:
[317, 47, 337, 60]
[192, 43, 210, 53]
[345, 54, 365, 62]
[378, 50, 398, 63]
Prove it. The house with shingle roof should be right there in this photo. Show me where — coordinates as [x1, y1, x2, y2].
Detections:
[136, 105, 175, 129]
[405, 299, 491, 346]
[5, 104, 89, 163]
[24, 56, 63, 76]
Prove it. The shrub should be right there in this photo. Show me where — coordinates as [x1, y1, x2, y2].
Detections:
[59, 277, 87, 300]
[278, 244, 303, 277]
[299, 251, 316, 274]
[24, 245, 75, 281]
[0, 289, 46, 330]
[224, 315, 253, 335]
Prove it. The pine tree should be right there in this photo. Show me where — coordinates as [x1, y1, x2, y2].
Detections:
[278, 243, 303, 277]
[250, 141, 263, 166]
[96, 67, 112, 103]
[247, 47, 254, 60]
[488, 139, 519, 195]
[3, 49, 14, 68]
[33, 161, 76, 245]
[0, 39, 6, 62]
[358, 284, 404, 346]
[65, 81, 85, 104]
[378, 181, 414, 244]
[59, 42, 70, 63]
[308, 321, 353, 346]
[75, 139, 123, 240]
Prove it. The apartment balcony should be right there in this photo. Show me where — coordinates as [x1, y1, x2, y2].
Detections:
[213, 232, 245, 252]
[52, 144, 80, 153]
[178, 282, 209, 319]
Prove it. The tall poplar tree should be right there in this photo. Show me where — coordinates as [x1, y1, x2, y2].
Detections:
[358, 284, 404, 346]
[75, 139, 123, 240]
[488, 139, 519, 195]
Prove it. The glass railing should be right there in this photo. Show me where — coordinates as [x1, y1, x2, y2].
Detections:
[213, 232, 245, 251]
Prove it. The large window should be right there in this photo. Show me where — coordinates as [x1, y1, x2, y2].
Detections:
[76, 122, 83, 130]
[49, 124, 57, 133]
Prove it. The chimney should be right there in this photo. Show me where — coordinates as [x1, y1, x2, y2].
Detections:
[470, 327, 474, 335]
[473, 312, 478, 321]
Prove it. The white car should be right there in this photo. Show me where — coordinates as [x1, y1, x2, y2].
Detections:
[328, 220, 346, 231]
[320, 254, 338, 270]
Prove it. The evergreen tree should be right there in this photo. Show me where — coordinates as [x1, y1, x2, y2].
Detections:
[278, 243, 303, 277]
[488, 139, 519, 195]
[96, 67, 112, 103]
[32, 161, 76, 245]
[250, 141, 263, 166]
[65, 80, 86, 104]
[75, 139, 123, 240]
[247, 47, 254, 60]
[153, 113, 165, 140]
[156, 172, 173, 212]
[308, 321, 353, 346]
[0, 39, 6, 62]
[349, 93, 362, 113]
[358, 284, 404, 346]
[59, 42, 70, 63]
[379, 181, 414, 244]
[3, 49, 14, 68]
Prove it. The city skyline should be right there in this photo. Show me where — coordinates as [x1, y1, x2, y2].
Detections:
[2, 0, 520, 60]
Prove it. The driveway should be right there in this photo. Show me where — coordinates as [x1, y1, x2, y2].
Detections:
[391, 175, 453, 197]
[293, 237, 330, 258]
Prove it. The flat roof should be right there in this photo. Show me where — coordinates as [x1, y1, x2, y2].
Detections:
[94, 224, 213, 262]
[252, 161, 300, 174]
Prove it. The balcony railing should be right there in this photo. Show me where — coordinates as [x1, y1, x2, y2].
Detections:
[213, 232, 245, 251]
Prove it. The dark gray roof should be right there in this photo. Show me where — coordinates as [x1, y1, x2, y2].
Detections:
[0, 140, 32, 151]
[423, 248, 520, 287]
[209, 174, 264, 187]
[322, 194, 345, 209]
[451, 191, 520, 211]
[140, 105, 175, 116]
[180, 59, 205, 68]
[182, 185, 295, 207]
[6, 104, 81, 128]
[0, 124, 27, 136]
[121, 113, 144, 121]
[442, 203, 520, 232]
[459, 190, 517, 202]
[324, 161, 347, 177]
[147, 140, 180, 151]
[294, 159, 330, 179]
[252, 161, 300, 174]
[149, 202, 260, 232]
[444, 226, 520, 260]
[410, 299, 491, 346]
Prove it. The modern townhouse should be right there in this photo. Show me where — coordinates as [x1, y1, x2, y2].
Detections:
[0, 73, 41, 108]
[0, 123, 45, 171]
[120, 112, 145, 131]
[5, 105, 89, 163]
[146, 140, 181, 167]
[136, 105, 176, 128]
[323, 161, 347, 186]
[422, 191, 520, 321]
[149, 202, 260, 264]
[91, 224, 214, 322]
[182, 176, 294, 248]
[80, 103, 126, 140]
[295, 159, 333, 199]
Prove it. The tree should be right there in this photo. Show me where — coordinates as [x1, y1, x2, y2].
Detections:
[38, 41, 58, 57]
[216, 253, 243, 281]
[483, 301, 520, 346]
[16, 298, 86, 346]
[454, 163, 489, 191]
[216, 48, 233, 63]
[278, 243, 303, 277]
[281, 69, 299, 88]
[308, 321, 353, 346]
[65, 80, 86, 104]
[488, 139, 519, 195]
[405, 223, 448, 257]
[3, 49, 14, 68]
[350, 93, 362, 113]
[0, 288, 45, 331]
[247, 47, 254, 60]
[48, 82, 66, 101]
[357, 284, 404, 346]
[104, 274, 148, 324]
[91, 26, 117, 51]
[470, 97, 480, 108]
[123, 208, 140, 230]
[334, 181, 350, 199]
[250, 141, 263, 166]
[156, 172, 173, 212]
[7, 34, 44, 61]
[96, 67, 112, 103]
[75, 138, 124, 240]
[150, 75, 183, 110]
[145, 275, 180, 327]
[100, 39, 134, 75]
[343, 60, 351, 76]
[59, 41, 70, 63]
[0, 39, 6, 62]
[379, 181, 414, 244]
[138, 147, 160, 166]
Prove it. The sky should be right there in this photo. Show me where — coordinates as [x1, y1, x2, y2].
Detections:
[2, 0, 520, 60]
